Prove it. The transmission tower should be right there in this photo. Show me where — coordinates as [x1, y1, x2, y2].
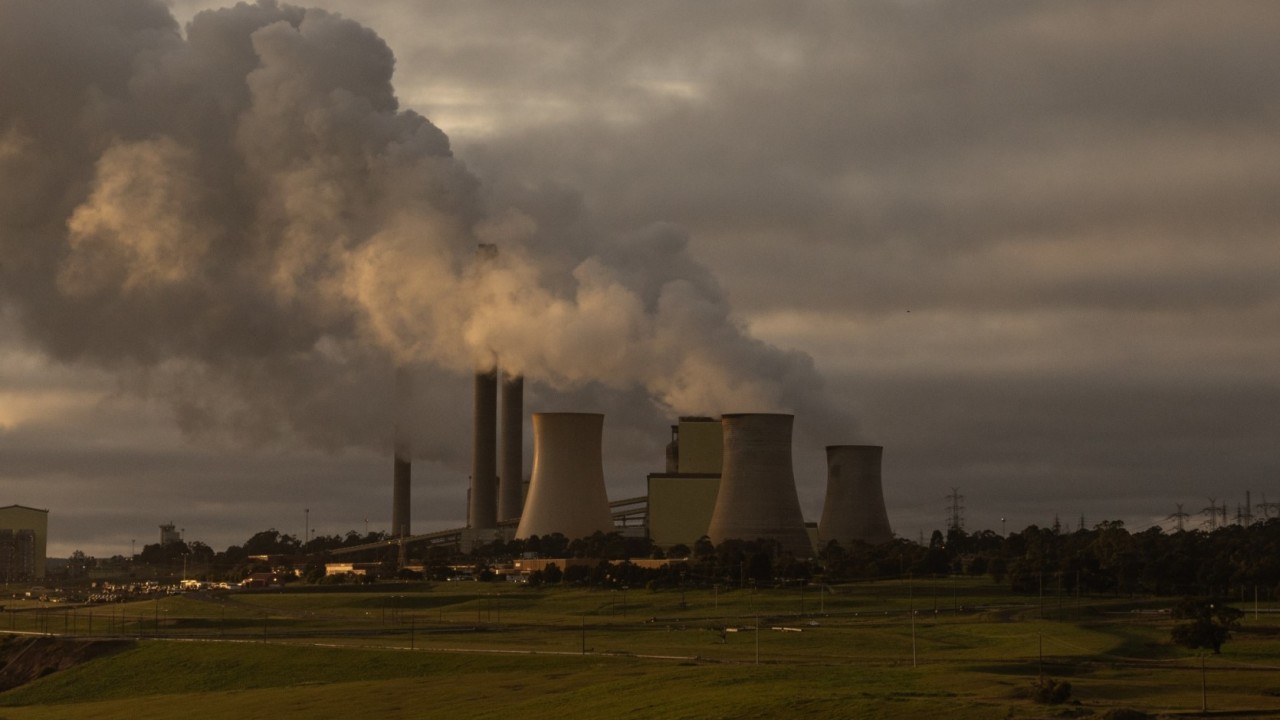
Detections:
[1202, 498, 1219, 531]
[945, 488, 965, 532]
[1167, 503, 1190, 533]
[1257, 493, 1280, 521]
[1242, 491, 1254, 526]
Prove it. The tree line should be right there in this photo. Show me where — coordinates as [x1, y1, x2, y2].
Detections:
[81, 518, 1280, 601]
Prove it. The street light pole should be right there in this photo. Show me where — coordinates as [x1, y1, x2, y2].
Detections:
[304, 508, 309, 551]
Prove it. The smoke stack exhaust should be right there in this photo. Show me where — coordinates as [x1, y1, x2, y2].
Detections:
[498, 371, 524, 522]
[818, 445, 892, 547]
[515, 412, 614, 540]
[707, 413, 812, 556]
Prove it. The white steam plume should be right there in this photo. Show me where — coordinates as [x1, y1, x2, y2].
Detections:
[0, 0, 853, 458]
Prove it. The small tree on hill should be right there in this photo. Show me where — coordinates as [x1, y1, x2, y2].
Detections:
[1171, 597, 1242, 654]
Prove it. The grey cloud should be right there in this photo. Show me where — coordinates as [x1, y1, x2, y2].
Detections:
[6, 0, 1280, 555]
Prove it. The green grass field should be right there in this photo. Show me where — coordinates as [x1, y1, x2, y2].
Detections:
[2, 579, 1279, 719]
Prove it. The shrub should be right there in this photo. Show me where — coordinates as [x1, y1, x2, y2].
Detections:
[1031, 677, 1073, 705]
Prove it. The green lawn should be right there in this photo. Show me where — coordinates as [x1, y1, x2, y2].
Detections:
[2, 579, 1279, 719]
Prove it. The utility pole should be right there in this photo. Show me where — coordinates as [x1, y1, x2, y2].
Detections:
[1201, 654, 1208, 713]
[909, 574, 917, 668]
[755, 616, 760, 665]
[910, 606, 917, 668]
[1038, 634, 1043, 682]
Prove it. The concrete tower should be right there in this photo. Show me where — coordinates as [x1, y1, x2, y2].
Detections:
[470, 367, 498, 529]
[707, 413, 812, 556]
[818, 445, 893, 547]
[391, 368, 412, 538]
[515, 412, 614, 540]
[498, 371, 525, 523]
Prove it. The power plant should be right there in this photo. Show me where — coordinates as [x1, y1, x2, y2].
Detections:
[391, 367, 413, 539]
[470, 367, 499, 529]
[498, 372, 525, 523]
[380, 380, 892, 559]
[706, 414, 814, 557]
[515, 412, 615, 540]
[818, 445, 894, 547]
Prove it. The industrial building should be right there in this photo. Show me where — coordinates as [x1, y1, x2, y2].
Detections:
[516, 412, 615, 540]
[707, 413, 813, 557]
[0, 505, 48, 580]
[365, 248, 891, 561]
[366, 390, 893, 563]
[818, 445, 894, 546]
[159, 522, 182, 546]
[646, 417, 722, 548]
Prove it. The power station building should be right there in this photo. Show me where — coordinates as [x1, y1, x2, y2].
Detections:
[646, 417, 722, 547]
[0, 505, 48, 580]
[516, 412, 614, 540]
[645, 414, 891, 555]
[818, 445, 894, 546]
[375, 248, 889, 558]
[373, 393, 892, 562]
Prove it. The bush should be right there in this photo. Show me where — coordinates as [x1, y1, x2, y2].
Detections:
[1170, 597, 1242, 654]
[1031, 677, 1073, 705]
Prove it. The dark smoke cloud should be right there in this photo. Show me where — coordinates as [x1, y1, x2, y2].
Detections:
[0, 0, 851, 470]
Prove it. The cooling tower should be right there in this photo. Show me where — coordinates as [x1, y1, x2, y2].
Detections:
[498, 372, 525, 522]
[470, 368, 499, 529]
[818, 445, 893, 547]
[707, 413, 813, 556]
[515, 412, 614, 540]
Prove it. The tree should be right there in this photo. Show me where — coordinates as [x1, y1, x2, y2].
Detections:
[543, 562, 563, 584]
[1171, 597, 1243, 654]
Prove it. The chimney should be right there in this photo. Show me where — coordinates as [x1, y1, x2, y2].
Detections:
[515, 412, 614, 540]
[498, 371, 524, 523]
[818, 445, 893, 547]
[707, 413, 812, 556]
[470, 367, 498, 529]
[391, 367, 412, 538]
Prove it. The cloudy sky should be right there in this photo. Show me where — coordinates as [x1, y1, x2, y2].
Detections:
[3, 0, 1278, 558]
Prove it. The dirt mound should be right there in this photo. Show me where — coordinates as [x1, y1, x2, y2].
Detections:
[0, 635, 134, 692]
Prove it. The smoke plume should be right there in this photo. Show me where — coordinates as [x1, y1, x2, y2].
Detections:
[0, 0, 851, 460]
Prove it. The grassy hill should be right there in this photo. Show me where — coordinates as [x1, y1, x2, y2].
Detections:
[1, 578, 1278, 719]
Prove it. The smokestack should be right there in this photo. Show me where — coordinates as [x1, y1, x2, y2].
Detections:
[470, 366, 498, 529]
[707, 413, 812, 556]
[498, 371, 524, 522]
[515, 412, 614, 540]
[818, 445, 893, 547]
[391, 368, 412, 538]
